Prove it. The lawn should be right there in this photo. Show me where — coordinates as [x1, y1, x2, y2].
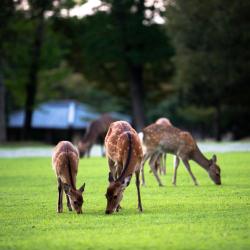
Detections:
[0, 153, 250, 250]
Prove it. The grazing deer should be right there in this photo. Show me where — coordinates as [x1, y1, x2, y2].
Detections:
[104, 121, 143, 214]
[52, 141, 85, 214]
[78, 114, 115, 158]
[141, 124, 221, 186]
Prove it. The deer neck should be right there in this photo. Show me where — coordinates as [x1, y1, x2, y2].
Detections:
[191, 146, 211, 171]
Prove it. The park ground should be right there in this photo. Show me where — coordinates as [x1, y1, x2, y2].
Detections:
[0, 152, 250, 250]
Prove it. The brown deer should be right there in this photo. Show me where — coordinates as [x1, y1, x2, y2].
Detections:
[140, 117, 172, 184]
[78, 114, 115, 158]
[141, 123, 221, 186]
[154, 117, 173, 175]
[52, 141, 85, 214]
[104, 121, 143, 214]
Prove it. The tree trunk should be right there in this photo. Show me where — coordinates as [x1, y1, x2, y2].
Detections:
[0, 67, 6, 142]
[112, 0, 146, 131]
[128, 64, 146, 131]
[23, 13, 45, 139]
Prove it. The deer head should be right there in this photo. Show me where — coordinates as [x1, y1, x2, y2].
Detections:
[105, 181, 124, 214]
[64, 183, 85, 214]
[208, 155, 221, 185]
[105, 174, 131, 214]
[77, 141, 89, 158]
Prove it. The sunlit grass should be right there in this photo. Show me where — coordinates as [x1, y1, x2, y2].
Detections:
[0, 153, 250, 250]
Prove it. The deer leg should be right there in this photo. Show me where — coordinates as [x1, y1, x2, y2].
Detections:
[154, 154, 161, 175]
[66, 193, 72, 211]
[57, 178, 63, 213]
[141, 153, 150, 186]
[159, 154, 163, 175]
[156, 154, 163, 175]
[172, 156, 180, 186]
[108, 158, 116, 182]
[149, 152, 164, 187]
[182, 159, 199, 186]
[135, 170, 143, 212]
[163, 153, 167, 175]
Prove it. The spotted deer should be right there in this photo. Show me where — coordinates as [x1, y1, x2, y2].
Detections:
[140, 118, 172, 185]
[52, 141, 85, 214]
[154, 117, 173, 175]
[104, 121, 143, 214]
[141, 123, 221, 186]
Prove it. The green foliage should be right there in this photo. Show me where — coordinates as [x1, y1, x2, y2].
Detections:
[73, 1, 174, 98]
[165, 0, 250, 137]
[37, 62, 123, 113]
[0, 153, 250, 249]
[3, 16, 66, 109]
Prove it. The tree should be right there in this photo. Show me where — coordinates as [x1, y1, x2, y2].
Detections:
[166, 0, 250, 140]
[0, 0, 15, 142]
[58, 0, 174, 130]
[22, 0, 54, 139]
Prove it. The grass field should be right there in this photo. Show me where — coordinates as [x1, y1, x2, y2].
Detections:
[0, 153, 250, 250]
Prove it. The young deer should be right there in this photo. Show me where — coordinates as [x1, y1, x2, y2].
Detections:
[104, 121, 143, 214]
[141, 124, 221, 186]
[52, 141, 85, 214]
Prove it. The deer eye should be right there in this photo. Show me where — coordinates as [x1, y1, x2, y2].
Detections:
[113, 195, 118, 199]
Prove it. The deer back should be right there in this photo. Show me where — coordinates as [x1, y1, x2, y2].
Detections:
[105, 121, 143, 179]
[52, 141, 79, 189]
[143, 124, 197, 157]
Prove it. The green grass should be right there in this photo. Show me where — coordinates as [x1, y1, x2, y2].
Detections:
[0, 153, 250, 250]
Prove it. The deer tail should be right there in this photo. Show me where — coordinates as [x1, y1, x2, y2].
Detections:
[118, 132, 132, 182]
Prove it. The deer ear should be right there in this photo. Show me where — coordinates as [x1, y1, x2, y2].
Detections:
[212, 154, 217, 163]
[79, 183, 85, 193]
[64, 184, 72, 195]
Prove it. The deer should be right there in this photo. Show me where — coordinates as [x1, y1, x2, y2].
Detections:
[141, 123, 221, 187]
[78, 114, 115, 158]
[154, 117, 173, 175]
[104, 121, 143, 214]
[52, 141, 85, 214]
[140, 117, 172, 185]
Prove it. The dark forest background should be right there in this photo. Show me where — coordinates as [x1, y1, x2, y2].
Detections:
[1, 0, 250, 142]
